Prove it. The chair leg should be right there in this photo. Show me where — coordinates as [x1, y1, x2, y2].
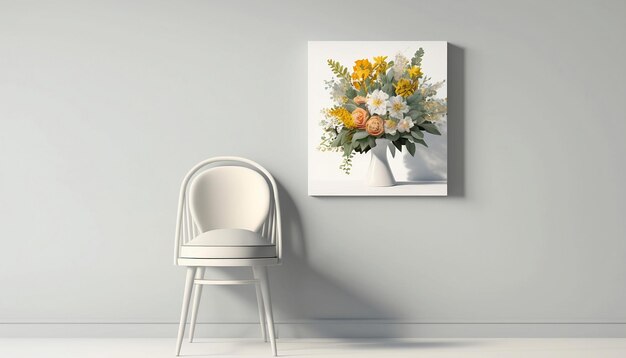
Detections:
[254, 266, 277, 356]
[189, 267, 205, 342]
[176, 267, 197, 356]
[252, 267, 268, 342]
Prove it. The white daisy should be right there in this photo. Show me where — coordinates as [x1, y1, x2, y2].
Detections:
[366, 89, 389, 116]
[387, 96, 409, 119]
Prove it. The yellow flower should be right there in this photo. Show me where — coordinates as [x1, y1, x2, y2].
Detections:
[407, 66, 422, 79]
[373, 56, 388, 78]
[373, 56, 388, 67]
[327, 107, 356, 129]
[394, 78, 417, 97]
[352, 59, 372, 80]
[351, 59, 372, 88]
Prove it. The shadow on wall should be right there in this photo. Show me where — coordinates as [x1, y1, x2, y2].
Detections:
[403, 131, 447, 182]
[402, 44, 465, 197]
[203, 182, 400, 338]
[266, 183, 402, 338]
[446, 44, 465, 197]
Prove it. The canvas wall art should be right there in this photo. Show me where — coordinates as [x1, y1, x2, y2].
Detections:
[308, 41, 448, 196]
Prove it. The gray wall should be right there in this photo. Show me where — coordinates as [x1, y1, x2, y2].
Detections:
[1, 0, 626, 337]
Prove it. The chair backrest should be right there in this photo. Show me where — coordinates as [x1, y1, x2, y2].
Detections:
[188, 166, 270, 232]
[174, 157, 282, 264]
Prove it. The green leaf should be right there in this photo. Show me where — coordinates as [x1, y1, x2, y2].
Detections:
[420, 122, 441, 135]
[344, 103, 357, 112]
[386, 69, 394, 82]
[345, 87, 357, 99]
[382, 84, 394, 97]
[343, 143, 353, 156]
[331, 131, 344, 147]
[388, 142, 396, 157]
[367, 136, 376, 148]
[341, 131, 353, 145]
[407, 109, 421, 119]
[388, 132, 400, 141]
[406, 93, 421, 105]
[410, 48, 424, 67]
[408, 102, 422, 110]
[411, 130, 424, 139]
[415, 139, 428, 147]
[406, 141, 416, 156]
[352, 131, 370, 142]
[327, 59, 351, 82]
[393, 140, 402, 152]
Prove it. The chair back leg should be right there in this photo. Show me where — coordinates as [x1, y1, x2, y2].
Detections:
[176, 267, 197, 356]
[253, 268, 268, 342]
[254, 266, 277, 356]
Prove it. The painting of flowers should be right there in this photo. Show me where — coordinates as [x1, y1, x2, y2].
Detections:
[308, 41, 448, 196]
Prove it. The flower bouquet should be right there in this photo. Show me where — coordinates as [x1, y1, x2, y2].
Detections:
[318, 48, 447, 185]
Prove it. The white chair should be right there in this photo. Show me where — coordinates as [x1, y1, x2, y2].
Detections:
[174, 157, 281, 356]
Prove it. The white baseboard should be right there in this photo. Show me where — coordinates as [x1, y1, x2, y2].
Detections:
[1, 321, 626, 338]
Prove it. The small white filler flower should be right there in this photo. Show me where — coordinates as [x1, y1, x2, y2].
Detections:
[392, 53, 409, 79]
[384, 119, 398, 135]
[397, 116, 414, 133]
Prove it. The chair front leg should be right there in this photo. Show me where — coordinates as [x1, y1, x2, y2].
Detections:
[189, 267, 206, 342]
[176, 266, 197, 356]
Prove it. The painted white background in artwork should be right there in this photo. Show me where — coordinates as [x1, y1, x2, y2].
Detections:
[308, 41, 447, 195]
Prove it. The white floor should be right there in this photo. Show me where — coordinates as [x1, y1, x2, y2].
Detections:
[1, 338, 626, 358]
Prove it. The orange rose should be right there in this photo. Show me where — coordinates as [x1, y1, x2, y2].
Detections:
[351, 108, 369, 129]
[353, 96, 367, 105]
[366, 116, 384, 136]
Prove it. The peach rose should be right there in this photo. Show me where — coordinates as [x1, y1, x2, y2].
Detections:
[353, 96, 367, 105]
[351, 108, 369, 129]
[366, 116, 384, 136]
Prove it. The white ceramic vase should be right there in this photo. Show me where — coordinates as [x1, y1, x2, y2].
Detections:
[366, 138, 396, 187]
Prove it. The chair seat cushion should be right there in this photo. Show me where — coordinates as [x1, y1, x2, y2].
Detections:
[179, 229, 276, 259]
